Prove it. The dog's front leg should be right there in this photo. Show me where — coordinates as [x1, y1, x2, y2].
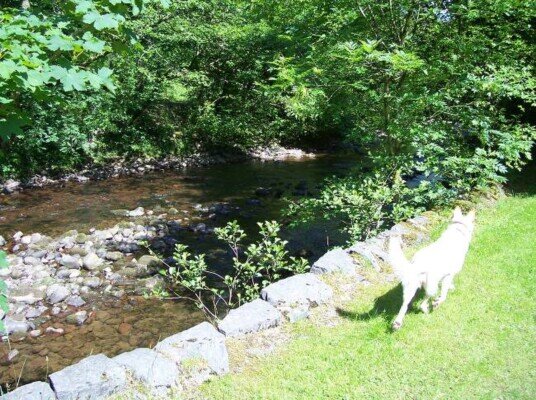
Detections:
[392, 282, 418, 330]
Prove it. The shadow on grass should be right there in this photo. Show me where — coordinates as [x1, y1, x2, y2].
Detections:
[336, 283, 425, 332]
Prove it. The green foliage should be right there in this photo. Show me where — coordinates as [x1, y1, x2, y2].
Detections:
[0, 251, 8, 333]
[0, 0, 169, 140]
[154, 221, 308, 321]
[287, 171, 439, 242]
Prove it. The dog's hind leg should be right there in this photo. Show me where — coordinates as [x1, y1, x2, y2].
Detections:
[433, 275, 453, 309]
[392, 282, 419, 330]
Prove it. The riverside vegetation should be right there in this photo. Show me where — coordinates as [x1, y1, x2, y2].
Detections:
[0, 0, 535, 393]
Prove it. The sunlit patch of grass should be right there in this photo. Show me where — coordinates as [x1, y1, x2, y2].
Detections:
[201, 193, 536, 399]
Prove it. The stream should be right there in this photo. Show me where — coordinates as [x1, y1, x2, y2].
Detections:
[0, 153, 357, 387]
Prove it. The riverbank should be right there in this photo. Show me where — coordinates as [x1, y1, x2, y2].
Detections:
[199, 188, 536, 399]
[0, 146, 315, 195]
[0, 153, 355, 388]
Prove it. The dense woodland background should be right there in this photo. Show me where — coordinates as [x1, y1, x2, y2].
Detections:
[0, 1, 534, 223]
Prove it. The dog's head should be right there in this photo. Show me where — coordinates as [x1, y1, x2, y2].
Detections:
[452, 206, 476, 234]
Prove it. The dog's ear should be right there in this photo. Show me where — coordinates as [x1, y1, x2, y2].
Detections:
[453, 206, 463, 220]
[466, 209, 476, 222]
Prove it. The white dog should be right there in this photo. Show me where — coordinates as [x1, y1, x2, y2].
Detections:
[388, 207, 475, 330]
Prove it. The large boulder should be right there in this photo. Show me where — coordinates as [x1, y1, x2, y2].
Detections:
[113, 348, 179, 390]
[261, 273, 333, 309]
[217, 299, 282, 337]
[154, 322, 228, 378]
[1, 381, 55, 400]
[311, 248, 357, 275]
[48, 354, 127, 400]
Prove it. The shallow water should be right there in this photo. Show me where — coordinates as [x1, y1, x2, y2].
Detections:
[0, 153, 357, 386]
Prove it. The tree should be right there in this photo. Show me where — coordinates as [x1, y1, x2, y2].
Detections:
[0, 0, 169, 141]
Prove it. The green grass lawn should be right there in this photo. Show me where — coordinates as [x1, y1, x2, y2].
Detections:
[201, 191, 536, 399]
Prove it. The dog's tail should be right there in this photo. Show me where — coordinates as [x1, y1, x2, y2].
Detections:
[388, 236, 412, 280]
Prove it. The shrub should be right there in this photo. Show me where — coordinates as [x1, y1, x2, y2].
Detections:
[151, 221, 308, 322]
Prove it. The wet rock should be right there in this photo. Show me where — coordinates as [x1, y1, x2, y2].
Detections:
[118, 322, 132, 335]
[46, 284, 70, 304]
[55, 269, 71, 279]
[29, 329, 42, 338]
[155, 322, 229, 378]
[2, 179, 21, 194]
[246, 198, 262, 206]
[113, 348, 179, 390]
[105, 251, 123, 261]
[0, 381, 55, 400]
[255, 187, 271, 196]
[25, 306, 47, 319]
[82, 253, 103, 270]
[128, 207, 145, 217]
[75, 233, 88, 244]
[49, 354, 127, 400]
[66, 295, 86, 307]
[60, 254, 81, 269]
[12, 289, 45, 305]
[66, 310, 88, 325]
[2, 317, 30, 335]
[311, 248, 357, 275]
[111, 209, 131, 217]
[217, 299, 282, 337]
[261, 273, 333, 309]
[46, 326, 64, 335]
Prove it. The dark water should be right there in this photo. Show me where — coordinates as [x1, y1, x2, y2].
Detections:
[0, 153, 357, 387]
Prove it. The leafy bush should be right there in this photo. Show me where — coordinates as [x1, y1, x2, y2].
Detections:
[0, 251, 8, 333]
[152, 221, 308, 322]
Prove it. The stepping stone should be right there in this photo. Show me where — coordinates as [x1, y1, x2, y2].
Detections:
[155, 322, 229, 378]
[1, 381, 55, 400]
[48, 354, 126, 400]
[113, 348, 179, 390]
[261, 273, 333, 308]
[311, 248, 357, 275]
[217, 299, 282, 337]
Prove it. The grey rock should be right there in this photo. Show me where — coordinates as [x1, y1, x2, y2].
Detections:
[12, 289, 45, 305]
[66, 311, 87, 325]
[55, 269, 71, 279]
[261, 273, 333, 308]
[311, 248, 357, 275]
[105, 251, 123, 261]
[60, 254, 81, 269]
[66, 295, 86, 307]
[155, 322, 228, 377]
[113, 348, 179, 389]
[137, 255, 160, 268]
[348, 238, 388, 272]
[46, 284, 70, 304]
[25, 306, 47, 319]
[83, 277, 101, 288]
[23, 256, 41, 266]
[48, 354, 127, 400]
[111, 209, 131, 217]
[1, 317, 30, 335]
[1, 381, 55, 400]
[82, 253, 103, 271]
[127, 207, 145, 217]
[0, 235, 6, 247]
[217, 299, 282, 337]
[2, 179, 21, 194]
